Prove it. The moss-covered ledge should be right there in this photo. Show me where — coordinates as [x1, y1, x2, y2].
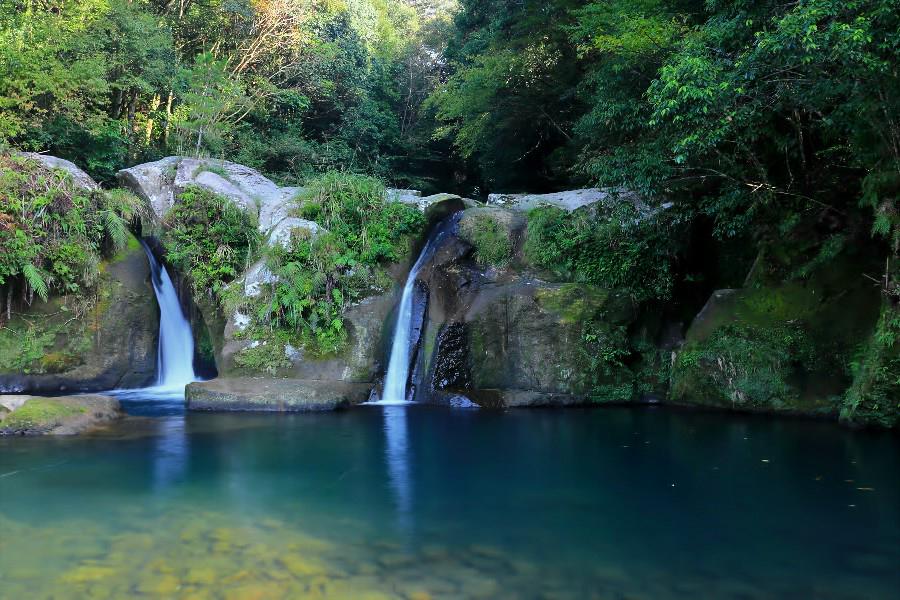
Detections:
[0, 395, 122, 435]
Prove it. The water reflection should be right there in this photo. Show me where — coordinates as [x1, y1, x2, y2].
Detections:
[152, 416, 189, 490]
[382, 406, 413, 535]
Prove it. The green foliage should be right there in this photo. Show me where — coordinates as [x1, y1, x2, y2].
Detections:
[460, 215, 511, 267]
[0, 154, 147, 304]
[0, 0, 455, 187]
[674, 322, 819, 410]
[525, 203, 678, 302]
[232, 339, 292, 375]
[428, 0, 583, 189]
[162, 186, 260, 302]
[246, 171, 426, 356]
[842, 304, 900, 427]
[579, 319, 634, 402]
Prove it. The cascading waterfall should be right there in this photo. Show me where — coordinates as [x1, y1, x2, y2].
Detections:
[140, 241, 197, 390]
[379, 214, 459, 404]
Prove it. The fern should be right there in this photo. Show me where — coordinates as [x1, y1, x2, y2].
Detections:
[22, 263, 49, 302]
[103, 210, 129, 251]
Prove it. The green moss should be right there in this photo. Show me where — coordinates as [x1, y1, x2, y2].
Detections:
[0, 398, 84, 432]
[672, 322, 819, 411]
[535, 284, 609, 324]
[232, 340, 292, 375]
[110, 233, 142, 264]
[841, 304, 900, 428]
[460, 214, 512, 267]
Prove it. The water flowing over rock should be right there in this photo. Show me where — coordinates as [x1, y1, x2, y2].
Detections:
[378, 215, 461, 404]
[141, 242, 197, 389]
[409, 204, 639, 408]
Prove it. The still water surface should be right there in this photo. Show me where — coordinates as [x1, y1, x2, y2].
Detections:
[1, 398, 898, 599]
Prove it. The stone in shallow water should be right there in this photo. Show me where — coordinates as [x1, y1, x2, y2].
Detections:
[135, 572, 180, 595]
[280, 554, 330, 578]
[184, 566, 217, 586]
[60, 565, 117, 583]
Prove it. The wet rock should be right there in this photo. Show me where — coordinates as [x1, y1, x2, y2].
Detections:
[186, 377, 371, 412]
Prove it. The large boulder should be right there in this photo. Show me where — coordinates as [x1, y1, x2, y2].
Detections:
[185, 377, 370, 412]
[118, 157, 449, 239]
[0, 395, 122, 435]
[19, 153, 99, 191]
[670, 251, 882, 417]
[487, 188, 642, 213]
[407, 207, 639, 407]
[0, 235, 159, 393]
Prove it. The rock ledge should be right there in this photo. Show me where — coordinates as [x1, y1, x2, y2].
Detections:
[186, 378, 371, 412]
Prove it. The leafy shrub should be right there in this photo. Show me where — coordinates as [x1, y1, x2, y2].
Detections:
[162, 186, 261, 302]
[0, 153, 146, 311]
[461, 215, 512, 267]
[842, 305, 900, 427]
[675, 323, 819, 409]
[248, 171, 426, 356]
[525, 203, 678, 302]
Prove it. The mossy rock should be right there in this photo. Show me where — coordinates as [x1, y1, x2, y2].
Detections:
[462, 280, 636, 401]
[0, 234, 158, 393]
[672, 252, 882, 417]
[0, 395, 121, 435]
[457, 207, 525, 268]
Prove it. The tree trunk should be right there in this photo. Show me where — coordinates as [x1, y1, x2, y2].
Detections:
[163, 90, 174, 148]
[145, 94, 162, 145]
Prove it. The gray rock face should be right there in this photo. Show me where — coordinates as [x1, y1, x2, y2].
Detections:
[20, 153, 100, 191]
[116, 156, 180, 218]
[119, 156, 443, 242]
[186, 377, 370, 412]
[267, 218, 323, 250]
[410, 205, 638, 408]
[487, 188, 640, 213]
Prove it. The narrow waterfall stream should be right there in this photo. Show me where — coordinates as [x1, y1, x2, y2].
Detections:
[140, 241, 197, 391]
[379, 214, 459, 404]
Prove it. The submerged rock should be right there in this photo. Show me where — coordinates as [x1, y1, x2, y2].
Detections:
[0, 395, 122, 435]
[185, 378, 370, 412]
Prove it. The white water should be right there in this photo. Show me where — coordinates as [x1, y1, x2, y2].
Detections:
[141, 242, 197, 392]
[378, 215, 458, 405]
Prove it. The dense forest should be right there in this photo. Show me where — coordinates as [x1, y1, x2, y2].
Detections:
[0, 0, 898, 424]
[2, 0, 897, 264]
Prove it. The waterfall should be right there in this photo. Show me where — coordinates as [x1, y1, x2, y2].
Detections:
[379, 214, 459, 404]
[141, 241, 196, 390]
